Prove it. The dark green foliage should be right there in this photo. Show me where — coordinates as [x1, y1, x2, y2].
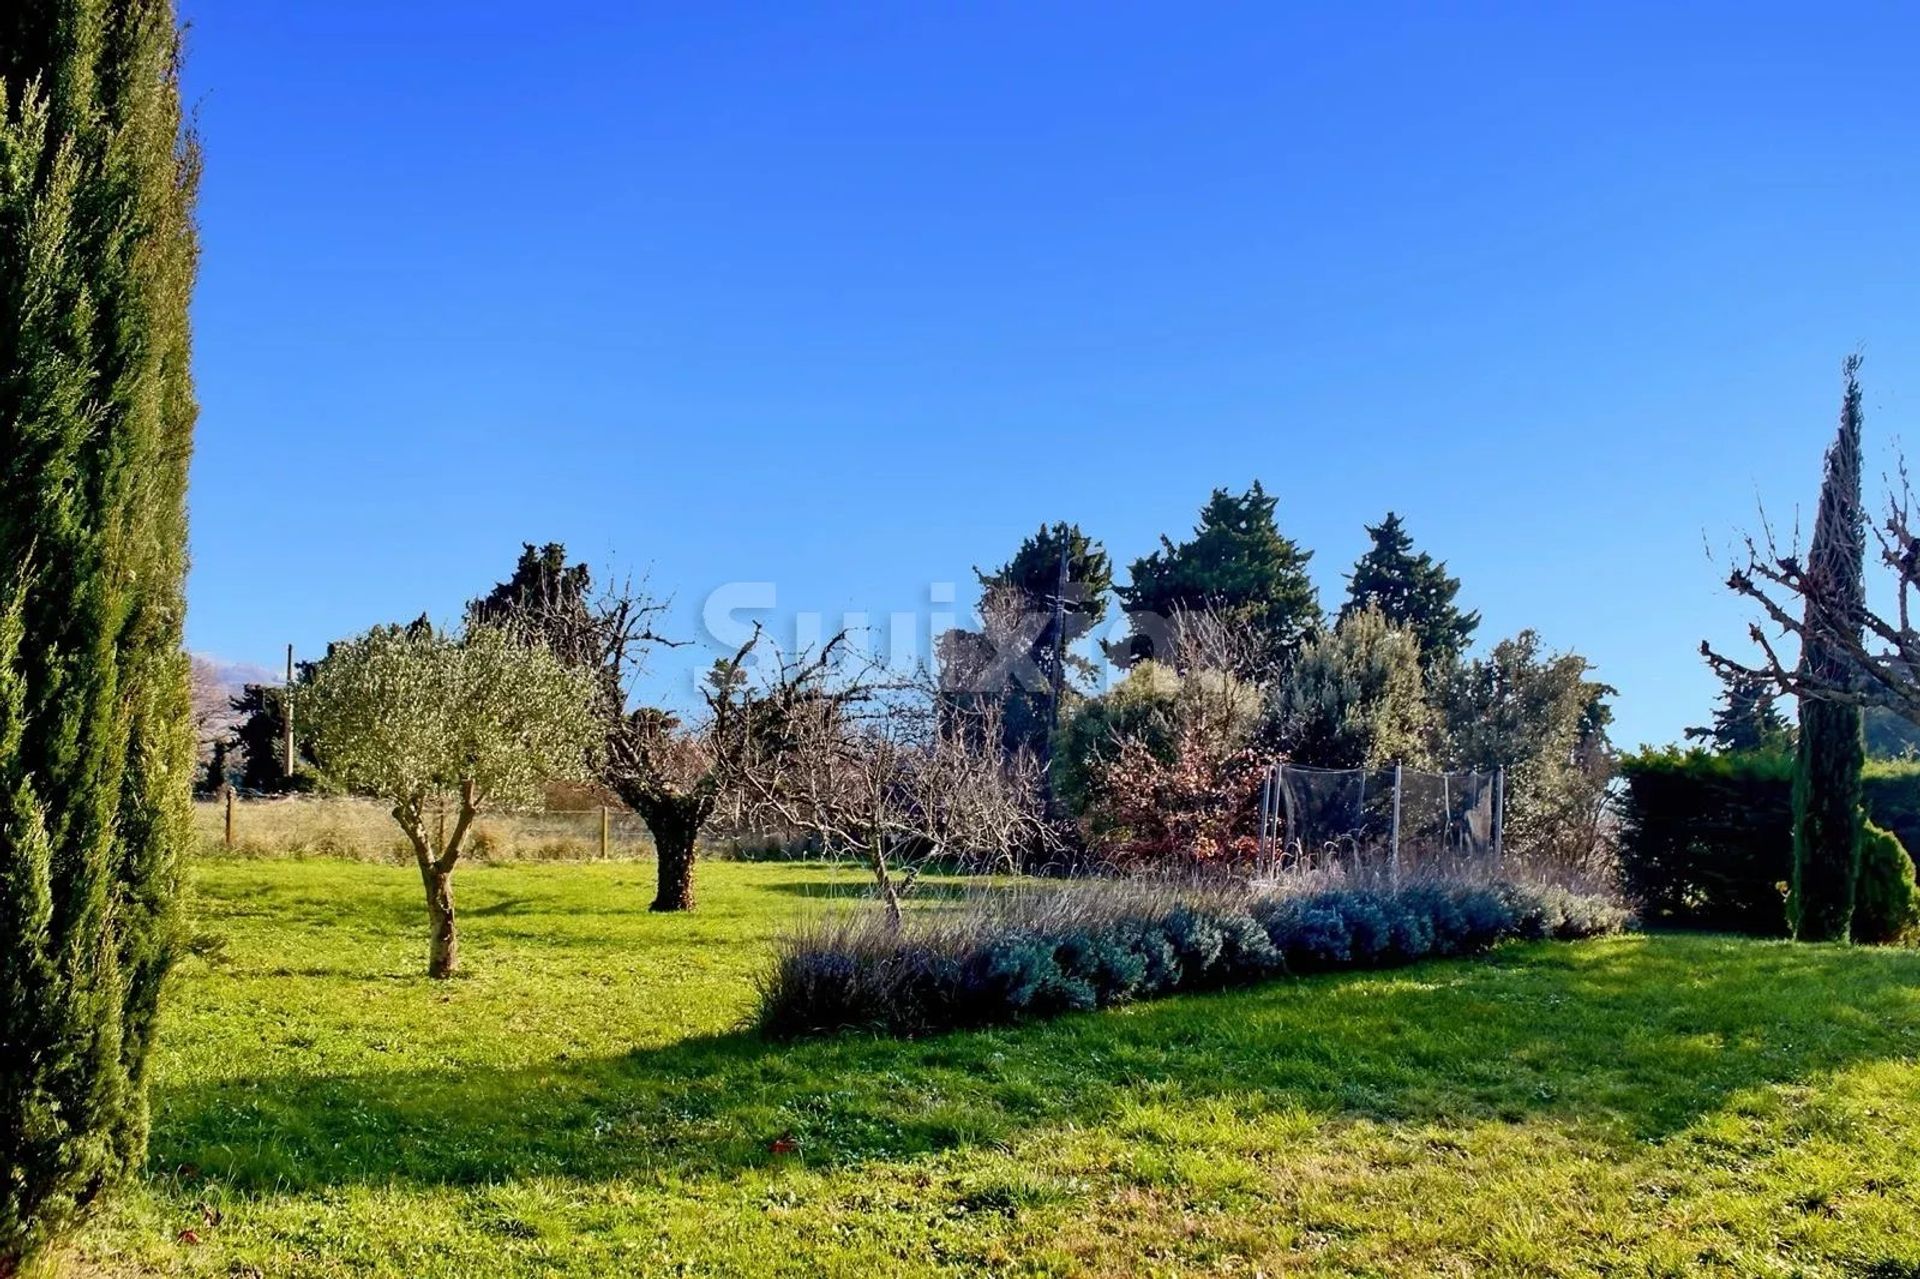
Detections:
[758, 881, 1626, 1039]
[195, 739, 231, 799]
[1686, 669, 1792, 754]
[1340, 511, 1478, 671]
[1617, 749, 1800, 934]
[465, 543, 626, 717]
[975, 521, 1113, 652]
[1117, 482, 1320, 675]
[467, 542, 592, 631]
[1853, 821, 1919, 945]
[1048, 665, 1181, 819]
[1440, 630, 1615, 869]
[227, 683, 315, 793]
[1617, 749, 1920, 938]
[1, 1, 198, 1267]
[1790, 359, 1868, 942]
[1793, 698, 1864, 940]
[941, 522, 1111, 758]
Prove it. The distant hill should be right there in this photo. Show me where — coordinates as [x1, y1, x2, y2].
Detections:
[190, 653, 278, 756]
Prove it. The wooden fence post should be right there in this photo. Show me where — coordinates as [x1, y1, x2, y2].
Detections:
[1389, 762, 1403, 890]
[225, 788, 235, 851]
[600, 805, 610, 860]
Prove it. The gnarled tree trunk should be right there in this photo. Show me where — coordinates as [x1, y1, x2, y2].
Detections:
[649, 812, 698, 912]
[606, 781, 715, 913]
[634, 791, 710, 912]
[398, 782, 475, 977]
[420, 862, 458, 977]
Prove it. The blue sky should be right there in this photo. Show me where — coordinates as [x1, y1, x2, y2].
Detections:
[178, 1, 1920, 750]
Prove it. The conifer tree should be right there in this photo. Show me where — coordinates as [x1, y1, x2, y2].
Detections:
[1340, 511, 1478, 671]
[975, 522, 1114, 676]
[1, 0, 199, 1268]
[1790, 357, 1867, 941]
[963, 522, 1113, 756]
[1118, 483, 1320, 676]
[1685, 668, 1791, 754]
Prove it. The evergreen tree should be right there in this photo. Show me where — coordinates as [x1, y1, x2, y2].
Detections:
[195, 739, 231, 799]
[1339, 511, 1478, 671]
[1440, 631, 1616, 869]
[1275, 605, 1434, 769]
[1, 2, 199, 1267]
[974, 521, 1113, 677]
[228, 682, 315, 793]
[1790, 357, 1868, 942]
[962, 522, 1112, 756]
[466, 542, 593, 640]
[1117, 483, 1320, 675]
[1685, 668, 1792, 754]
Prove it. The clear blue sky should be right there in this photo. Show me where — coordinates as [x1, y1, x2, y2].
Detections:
[178, 1, 1920, 751]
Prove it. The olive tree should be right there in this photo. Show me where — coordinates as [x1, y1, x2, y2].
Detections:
[301, 624, 602, 976]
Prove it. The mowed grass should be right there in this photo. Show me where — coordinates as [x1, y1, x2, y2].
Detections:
[67, 858, 1920, 1278]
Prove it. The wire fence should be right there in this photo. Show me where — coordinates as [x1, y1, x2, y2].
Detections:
[1254, 762, 1505, 884]
[196, 793, 662, 862]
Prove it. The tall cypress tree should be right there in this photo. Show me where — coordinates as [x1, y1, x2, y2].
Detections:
[1340, 511, 1479, 672]
[1, 1, 198, 1268]
[1790, 357, 1866, 942]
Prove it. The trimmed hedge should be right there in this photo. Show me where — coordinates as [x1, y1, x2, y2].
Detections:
[758, 880, 1627, 1039]
[1856, 821, 1920, 945]
[1617, 749, 1920, 936]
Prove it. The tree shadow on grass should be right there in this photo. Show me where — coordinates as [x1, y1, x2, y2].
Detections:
[150, 934, 1920, 1196]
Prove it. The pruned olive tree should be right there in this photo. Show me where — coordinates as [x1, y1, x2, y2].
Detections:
[301, 624, 602, 976]
[603, 629, 854, 912]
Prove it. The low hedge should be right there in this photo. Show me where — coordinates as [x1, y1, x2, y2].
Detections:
[1617, 748, 1920, 935]
[758, 879, 1627, 1039]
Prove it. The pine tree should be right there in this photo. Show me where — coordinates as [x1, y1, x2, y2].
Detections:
[1, 2, 198, 1267]
[1790, 357, 1867, 942]
[1685, 668, 1792, 754]
[1117, 483, 1320, 675]
[975, 521, 1114, 674]
[1339, 512, 1478, 671]
[965, 522, 1112, 756]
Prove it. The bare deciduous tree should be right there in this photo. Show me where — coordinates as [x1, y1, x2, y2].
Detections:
[732, 653, 1049, 928]
[1704, 358, 1920, 725]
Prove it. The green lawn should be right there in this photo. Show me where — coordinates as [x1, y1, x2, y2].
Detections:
[69, 857, 1920, 1277]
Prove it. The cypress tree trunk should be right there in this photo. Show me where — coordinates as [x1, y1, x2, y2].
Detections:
[1, 2, 198, 1270]
[1791, 358, 1867, 942]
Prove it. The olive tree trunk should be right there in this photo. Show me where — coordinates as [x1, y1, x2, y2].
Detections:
[420, 862, 458, 978]
[398, 784, 476, 977]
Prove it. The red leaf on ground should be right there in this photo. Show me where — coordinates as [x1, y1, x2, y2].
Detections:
[769, 1135, 798, 1155]
[176, 1228, 201, 1245]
